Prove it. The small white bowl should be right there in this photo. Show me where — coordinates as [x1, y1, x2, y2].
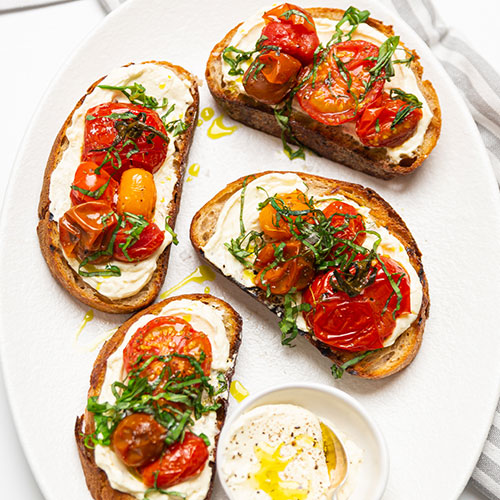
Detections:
[216, 383, 389, 500]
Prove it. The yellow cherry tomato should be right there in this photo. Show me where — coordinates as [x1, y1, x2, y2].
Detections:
[117, 168, 157, 220]
[258, 190, 311, 240]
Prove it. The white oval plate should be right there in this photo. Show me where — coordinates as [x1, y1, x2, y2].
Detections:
[1, 1, 500, 499]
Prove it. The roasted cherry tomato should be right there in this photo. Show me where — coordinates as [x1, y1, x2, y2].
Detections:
[111, 413, 167, 468]
[303, 255, 411, 351]
[262, 3, 319, 65]
[70, 161, 118, 207]
[113, 220, 164, 262]
[259, 190, 312, 240]
[82, 102, 169, 178]
[323, 201, 366, 246]
[296, 40, 384, 126]
[243, 51, 301, 105]
[123, 316, 213, 379]
[117, 168, 157, 220]
[140, 431, 209, 488]
[255, 239, 315, 294]
[355, 91, 423, 147]
[59, 201, 117, 262]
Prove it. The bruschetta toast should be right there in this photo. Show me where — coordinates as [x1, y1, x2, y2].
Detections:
[206, 4, 441, 179]
[38, 61, 199, 313]
[75, 293, 242, 500]
[191, 171, 429, 378]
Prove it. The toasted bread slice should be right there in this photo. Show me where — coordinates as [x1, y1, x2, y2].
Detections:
[38, 61, 199, 313]
[190, 171, 430, 379]
[75, 293, 242, 500]
[206, 7, 441, 180]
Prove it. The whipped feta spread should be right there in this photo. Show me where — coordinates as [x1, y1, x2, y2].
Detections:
[48, 63, 194, 299]
[94, 298, 232, 500]
[202, 172, 423, 348]
[220, 404, 363, 500]
[220, 7, 432, 162]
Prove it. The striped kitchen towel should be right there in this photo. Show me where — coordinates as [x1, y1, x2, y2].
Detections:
[380, 0, 500, 185]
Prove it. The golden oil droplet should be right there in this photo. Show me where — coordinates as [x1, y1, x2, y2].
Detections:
[320, 422, 337, 474]
[75, 310, 94, 341]
[159, 83, 166, 89]
[188, 163, 200, 177]
[250, 441, 309, 499]
[197, 119, 203, 127]
[204, 286, 211, 294]
[201, 107, 215, 121]
[230, 380, 249, 402]
[160, 265, 216, 299]
[207, 116, 238, 139]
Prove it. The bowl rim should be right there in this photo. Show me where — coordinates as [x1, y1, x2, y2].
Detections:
[216, 382, 390, 500]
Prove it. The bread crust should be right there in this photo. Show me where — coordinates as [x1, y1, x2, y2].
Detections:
[190, 171, 430, 379]
[206, 8, 441, 180]
[37, 61, 200, 313]
[75, 293, 242, 500]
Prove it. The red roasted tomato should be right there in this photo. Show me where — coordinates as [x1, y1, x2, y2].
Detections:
[59, 201, 117, 262]
[113, 220, 164, 262]
[296, 40, 384, 126]
[140, 431, 209, 488]
[261, 3, 319, 65]
[254, 239, 315, 295]
[303, 255, 411, 351]
[111, 413, 167, 468]
[323, 201, 366, 246]
[82, 102, 169, 178]
[123, 316, 213, 379]
[243, 50, 302, 105]
[70, 161, 118, 207]
[355, 91, 423, 147]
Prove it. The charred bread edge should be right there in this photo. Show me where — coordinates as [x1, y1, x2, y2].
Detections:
[75, 293, 243, 500]
[37, 61, 200, 314]
[205, 8, 441, 180]
[190, 171, 430, 379]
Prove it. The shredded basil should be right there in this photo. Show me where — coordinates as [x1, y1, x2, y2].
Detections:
[331, 350, 378, 379]
[98, 82, 168, 110]
[164, 216, 179, 245]
[279, 8, 314, 27]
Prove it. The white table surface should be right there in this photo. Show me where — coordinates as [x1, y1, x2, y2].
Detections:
[1, 0, 498, 497]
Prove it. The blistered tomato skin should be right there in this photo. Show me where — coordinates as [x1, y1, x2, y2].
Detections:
[323, 201, 366, 246]
[243, 51, 301, 105]
[258, 190, 312, 240]
[82, 102, 169, 179]
[140, 432, 209, 488]
[113, 221, 164, 263]
[111, 413, 167, 468]
[70, 161, 118, 208]
[303, 255, 411, 351]
[123, 316, 213, 379]
[261, 4, 319, 65]
[356, 92, 423, 147]
[254, 239, 314, 295]
[58, 201, 117, 262]
[296, 40, 384, 126]
[117, 168, 157, 220]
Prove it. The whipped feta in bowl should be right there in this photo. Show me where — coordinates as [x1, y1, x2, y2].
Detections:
[217, 383, 388, 500]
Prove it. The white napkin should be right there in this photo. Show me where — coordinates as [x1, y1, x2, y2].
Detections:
[99, 0, 500, 496]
